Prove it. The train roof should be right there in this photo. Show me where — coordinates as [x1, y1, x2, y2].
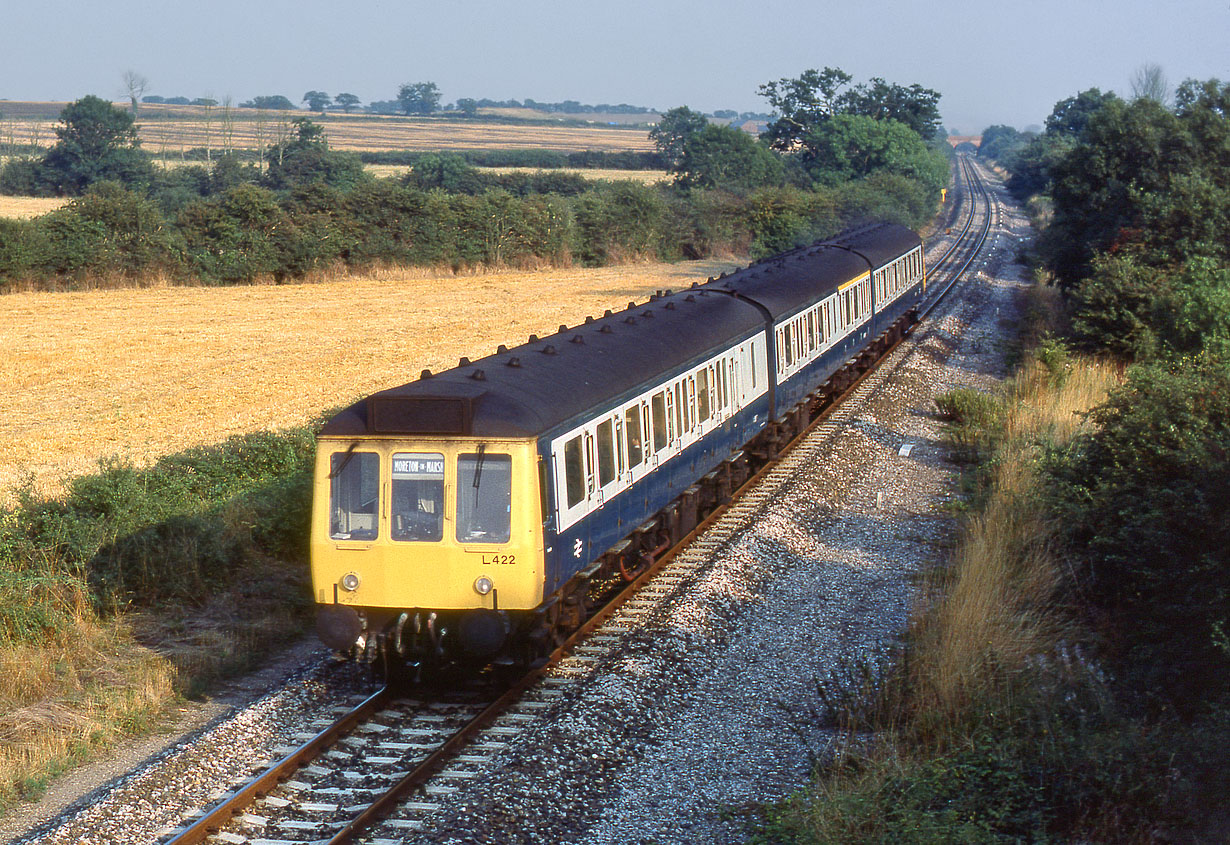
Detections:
[319, 222, 921, 441]
[716, 221, 922, 316]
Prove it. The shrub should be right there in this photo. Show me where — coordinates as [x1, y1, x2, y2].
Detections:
[1048, 352, 1230, 708]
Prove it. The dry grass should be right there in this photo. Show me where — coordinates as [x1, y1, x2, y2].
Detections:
[0, 259, 738, 504]
[0, 615, 176, 806]
[903, 354, 1121, 735]
[0, 196, 65, 219]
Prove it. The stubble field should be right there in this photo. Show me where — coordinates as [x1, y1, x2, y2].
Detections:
[1, 102, 656, 155]
[0, 260, 736, 503]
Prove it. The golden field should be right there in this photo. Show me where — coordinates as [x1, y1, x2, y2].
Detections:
[0, 196, 65, 219]
[362, 163, 670, 183]
[1, 102, 655, 155]
[0, 260, 737, 503]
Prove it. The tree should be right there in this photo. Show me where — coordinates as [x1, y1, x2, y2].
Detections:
[456, 98, 479, 117]
[397, 82, 441, 116]
[675, 124, 783, 190]
[799, 114, 948, 191]
[122, 70, 149, 116]
[303, 91, 330, 113]
[977, 125, 1027, 163]
[836, 78, 942, 139]
[334, 92, 361, 114]
[241, 95, 295, 111]
[649, 106, 710, 170]
[263, 117, 368, 191]
[1130, 63, 1170, 106]
[759, 67, 853, 151]
[1044, 88, 1121, 137]
[38, 95, 154, 195]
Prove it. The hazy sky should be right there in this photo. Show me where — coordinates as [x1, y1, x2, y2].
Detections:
[2, 0, 1226, 132]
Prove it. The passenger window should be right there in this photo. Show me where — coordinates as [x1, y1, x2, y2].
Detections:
[457, 452, 511, 544]
[687, 377, 699, 429]
[391, 452, 445, 542]
[597, 419, 616, 487]
[697, 368, 710, 423]
[330, 451, 380, 541]
[807, 312, 816, 351]
[564, 436, 584, 508]
[783, 324, 794, 367]
[651, 392, 667, 452]
[626, 406, 643, 468]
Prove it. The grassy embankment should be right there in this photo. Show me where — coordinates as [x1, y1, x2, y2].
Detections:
[762, 283, 1209, 841]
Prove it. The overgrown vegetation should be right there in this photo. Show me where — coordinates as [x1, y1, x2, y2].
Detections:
[765, 75, 1229, 842]
[0, 423, 320, 808]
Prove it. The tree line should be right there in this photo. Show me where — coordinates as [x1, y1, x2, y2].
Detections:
[0, 68, 951, 290]
[971, 76, 1230, 836]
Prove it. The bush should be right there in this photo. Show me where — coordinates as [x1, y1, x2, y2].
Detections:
[1048, 352, 1230, 708]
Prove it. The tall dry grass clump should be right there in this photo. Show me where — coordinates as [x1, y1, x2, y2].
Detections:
[895, 348, 1121, 741]
[768, 340, 1150, 842]
[0, 614, 175, 807]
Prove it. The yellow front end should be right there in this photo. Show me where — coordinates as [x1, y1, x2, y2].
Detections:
[310, 437, 545, 617]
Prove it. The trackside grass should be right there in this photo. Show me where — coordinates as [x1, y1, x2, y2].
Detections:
[0, 424, 319, 810]
[759, 289, 1209, 841]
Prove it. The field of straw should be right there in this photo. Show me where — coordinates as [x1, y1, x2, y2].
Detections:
[362, 164, 670, 183]
[2, 102, 656, 155]
[0, 196, 65, 219]
[0, 260, 736, 504]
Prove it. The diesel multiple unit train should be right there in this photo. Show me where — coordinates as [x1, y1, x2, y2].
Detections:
[311, 222, 927, 673]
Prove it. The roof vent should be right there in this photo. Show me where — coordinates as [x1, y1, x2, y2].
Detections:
[506, 357, 521, 367]
[571, 335, 585, 344]
[624, 316, 636, 325]
[585, 315, 595, 324]
[685, 294, 696, 302]
[642, 310, 653, 318]
[529, 334, 539, 342]
[603, 309, 613, 317]
[599, 325, 613, 334]
[497, 344, 508, 353]
[690, 282, 699, 289]
[459, 356, 471, 366]
[541, 344, 557, 355]
[558, 324, 568, 334]
[627, 301, 637, 310]
[664, 302, 676, 310]
[470, 369, 486, 381]
[420, 369, 433, 379]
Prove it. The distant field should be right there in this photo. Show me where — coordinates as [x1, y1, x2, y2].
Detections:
[0, 258, 739, 503]
[0, 101, 656, 155]
[363, 163, 670, 183]
[0, 196, 65, 218]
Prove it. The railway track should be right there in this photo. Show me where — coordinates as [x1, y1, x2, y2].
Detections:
[161, 154, 998, 845]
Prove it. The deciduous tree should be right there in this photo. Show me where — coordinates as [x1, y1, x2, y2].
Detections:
[334, 93, 361, 113]
[397, 82, 440, 116]
[303, 91, 330, 113]
[649, 106, 710, 170]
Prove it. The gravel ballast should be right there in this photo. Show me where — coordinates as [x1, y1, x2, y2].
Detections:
[401, 164, 1030, 844]
[9, 162, 1028, 845]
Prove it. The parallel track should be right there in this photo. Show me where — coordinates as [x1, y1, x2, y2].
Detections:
[164, 153, 997, 845]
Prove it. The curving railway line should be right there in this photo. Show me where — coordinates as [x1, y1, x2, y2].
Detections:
[154, 154, 999, 845]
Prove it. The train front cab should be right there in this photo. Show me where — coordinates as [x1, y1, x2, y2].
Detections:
[310, 436, 544, 662]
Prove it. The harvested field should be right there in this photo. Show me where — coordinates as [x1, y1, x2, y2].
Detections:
[0, 196, 65, 219]
[2, 102, 654, 155]
[362, 164, 670, 183]
[0, 259, 738, 503]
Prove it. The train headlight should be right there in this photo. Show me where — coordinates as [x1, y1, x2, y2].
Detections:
[340, 572, 361, 592]
[474, 576, 494, 596]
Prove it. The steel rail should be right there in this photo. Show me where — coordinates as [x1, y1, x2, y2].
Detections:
[162, 152, 998, 845]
